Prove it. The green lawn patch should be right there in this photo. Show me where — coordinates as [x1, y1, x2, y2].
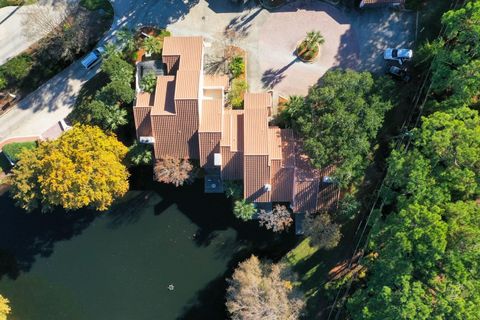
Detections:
[0, 0, 36, 9]
[80, 0, 113, 16]
[2, 141, 37, 163]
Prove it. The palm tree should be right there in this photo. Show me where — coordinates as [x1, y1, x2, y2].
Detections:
[142, 36, 163, 55]
[116, 27, 135, 53]
[304, 30, 325, 51]
[104, 105, 128, 131]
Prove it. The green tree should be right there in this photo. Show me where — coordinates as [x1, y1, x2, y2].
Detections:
[127, 141, 152, 166]
[96, 79, 135, 105]
[281, 70, 393, 186]
[116, 27, 135, 53]
[226, 255, 305, 320]
[303, 213, 342, 249]
[101, 53, 134, 83]
[233, 199, 256, 221]
[9, 125, 129, 212]
[304, 30, 325, 50]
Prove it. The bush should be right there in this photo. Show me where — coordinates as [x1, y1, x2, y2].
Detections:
[229, 56, 244, 78]
[233, 199, 256, 221]
[258, 205, 293, 232]
[127, 141, 152, 166]
[228, 78, 248, 109]
[0, 73, 6, 90]
[141, 72, 157, 93]
[303, 213, 342, 249]
[2, 141, 37, 163]
[154, 156, 197, 187]
[224, 180, 243, 200]
[0, 54, 33, 82]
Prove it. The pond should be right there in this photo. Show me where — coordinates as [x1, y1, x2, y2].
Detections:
[0, 168, 297, 320]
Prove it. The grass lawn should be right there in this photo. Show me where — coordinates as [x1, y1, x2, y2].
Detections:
[2, 141, 37, 163]
[0, 0, 35, 9]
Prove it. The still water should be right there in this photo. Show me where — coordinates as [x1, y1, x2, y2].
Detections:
[0, 174, 296, 320]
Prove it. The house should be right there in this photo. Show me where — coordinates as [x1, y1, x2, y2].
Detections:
[133, 36, 339, 213]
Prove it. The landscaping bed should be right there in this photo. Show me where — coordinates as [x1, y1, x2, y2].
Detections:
[0, 2, 113, 115]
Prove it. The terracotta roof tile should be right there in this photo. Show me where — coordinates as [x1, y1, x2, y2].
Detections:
[204, 74, 229, 89]
[231, 110, 244, 152]
[162, 36, 203, 70]
[221, 110, 231, 147]
[243, 93, 270, 155]
[175, 70, 200, 100]
[281, 129, 295, 168]
[135, 92, 154, 107]
[199, 99, 223, 132]
[268, 127, 282, 161]
[151, 76, 176, 115]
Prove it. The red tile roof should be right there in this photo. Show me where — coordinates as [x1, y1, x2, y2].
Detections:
[162, 36, 203, 70]
[174, 70, 200, 100]
[199, 99, 223, 132]
[204, 74, 229, 89]
[151, 76, 176, 115]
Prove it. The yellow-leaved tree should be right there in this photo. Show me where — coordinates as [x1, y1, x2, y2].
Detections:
[9, 125, 129, 212]
[0, 294, 10, 320]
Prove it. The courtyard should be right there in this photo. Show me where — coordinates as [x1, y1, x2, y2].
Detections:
[166, 0, 415, 97]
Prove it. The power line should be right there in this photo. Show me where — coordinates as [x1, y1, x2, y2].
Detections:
[326, 1, 462, 319]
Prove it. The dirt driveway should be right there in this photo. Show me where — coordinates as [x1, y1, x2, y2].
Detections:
[168, 0, 415, 97]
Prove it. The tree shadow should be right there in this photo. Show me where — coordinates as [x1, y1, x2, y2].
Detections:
[224, 6, 263, 39]
[261, 58, 298, 89]
[107, 190, 154, 229]
[0, 194, 98, 280]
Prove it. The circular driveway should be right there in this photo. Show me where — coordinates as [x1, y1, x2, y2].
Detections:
[255, 2, 359, 96]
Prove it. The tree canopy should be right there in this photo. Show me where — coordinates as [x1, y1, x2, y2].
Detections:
[226, 255, 305, 320]
[9, 125, 129, 212]
[346, 107, 480, 319]
[0, 294, 10, 320]
[281, 69, 393, 185]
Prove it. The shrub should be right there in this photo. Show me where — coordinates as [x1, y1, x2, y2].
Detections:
[228, 78, 248, 109]
[233, 199, 256, 221]
[224, 180, 243, 200]
[303, 213, 342, 249]
[0, 73, 6, 90]
[258, 204, 293, 232]
[127, 141, 152, 166]
[141, 72, 157, 93]
[2, 141, 37, 163]
[229, 56, 244, 78]
[1, 54, 33, 81]
[154, 156, 197, 187]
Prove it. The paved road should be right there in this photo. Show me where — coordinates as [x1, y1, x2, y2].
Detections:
[0, 0, 76, 65]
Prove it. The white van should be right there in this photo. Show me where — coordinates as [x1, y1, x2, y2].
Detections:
[80, 47, 106, 69]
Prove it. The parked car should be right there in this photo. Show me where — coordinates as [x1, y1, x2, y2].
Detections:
[80, 47, 106, 69]
[384, 48, 413, 65]
[387, 66, 411, 82]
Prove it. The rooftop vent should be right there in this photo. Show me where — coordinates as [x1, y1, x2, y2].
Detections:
[214, 153, 222, 166]
[139, 136, 155, 144]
